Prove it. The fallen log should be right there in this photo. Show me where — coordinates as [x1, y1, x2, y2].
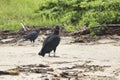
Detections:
[99, 24, 120, 27]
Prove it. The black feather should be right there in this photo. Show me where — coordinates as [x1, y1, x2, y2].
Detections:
[38, 25, 60, 57]
[24, 28, 40, 43]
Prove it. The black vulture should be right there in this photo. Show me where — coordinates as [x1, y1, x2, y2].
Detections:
[24, 28, 40, 43]
[38, 25, 60, 57]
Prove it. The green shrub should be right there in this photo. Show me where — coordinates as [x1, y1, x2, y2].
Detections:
[37, 0, 120, 34]
[0, 0, 120, 34]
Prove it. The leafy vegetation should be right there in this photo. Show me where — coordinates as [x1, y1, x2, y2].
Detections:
[0, 0, 120, 34]
[37, 0, 120, 33]
[0, 0, 49, 30]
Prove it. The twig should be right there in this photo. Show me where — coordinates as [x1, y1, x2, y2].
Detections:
[20, 23, 27, 31]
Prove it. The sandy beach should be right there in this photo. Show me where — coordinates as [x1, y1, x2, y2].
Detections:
[0, 37, 120, 80]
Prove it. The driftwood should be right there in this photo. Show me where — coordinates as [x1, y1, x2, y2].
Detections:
[104, 24, 120, 35]
[72, 24, 120, 37]
[71, 24, 120, 43]
[99, 24, 120, 27]
[0, 70, 19, 75]
[20, 23, 27, 31]
[71, 26, 90, 36]
[0, 25, 68, 43]
[20, 23, 30, 31]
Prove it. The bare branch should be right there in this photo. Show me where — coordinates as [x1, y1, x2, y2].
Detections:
[20, 23, 27, 31]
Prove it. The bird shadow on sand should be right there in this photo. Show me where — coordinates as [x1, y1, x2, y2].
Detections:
[38, 54, 60, 58]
